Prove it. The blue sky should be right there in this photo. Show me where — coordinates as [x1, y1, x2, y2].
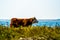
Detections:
[0, 0, 60, 19]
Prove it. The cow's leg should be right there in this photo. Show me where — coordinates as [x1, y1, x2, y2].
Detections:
[10, 24, 13, 28]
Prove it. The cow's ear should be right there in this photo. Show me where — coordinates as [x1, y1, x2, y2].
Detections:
[33, 17, 36, 19]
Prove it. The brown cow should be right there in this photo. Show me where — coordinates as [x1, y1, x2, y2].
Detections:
[10, 17, 38, 27]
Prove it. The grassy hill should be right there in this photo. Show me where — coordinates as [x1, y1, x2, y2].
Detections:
[0, 26, 60, 40]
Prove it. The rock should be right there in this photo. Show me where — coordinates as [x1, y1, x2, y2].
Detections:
[19, 37, 46, 40]
[19, 37, 33, 40]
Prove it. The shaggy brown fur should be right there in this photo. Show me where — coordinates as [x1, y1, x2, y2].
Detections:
[10, 17, 38, 27]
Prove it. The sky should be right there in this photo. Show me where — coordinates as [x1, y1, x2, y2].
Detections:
[0, 0, 60, 19]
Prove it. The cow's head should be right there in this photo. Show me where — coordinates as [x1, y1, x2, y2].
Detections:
[32, 17, 38, 23]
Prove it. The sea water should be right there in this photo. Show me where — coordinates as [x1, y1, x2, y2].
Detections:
[0, 19, 60, 27]
[33, 19, 60, 27]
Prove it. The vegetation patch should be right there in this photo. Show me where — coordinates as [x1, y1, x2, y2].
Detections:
[0, 26, 60, 40]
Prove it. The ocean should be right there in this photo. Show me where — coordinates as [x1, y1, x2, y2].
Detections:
[0, 19, 60, 27]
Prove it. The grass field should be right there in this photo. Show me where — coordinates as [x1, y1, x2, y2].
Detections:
[0, 25, 60, 40]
